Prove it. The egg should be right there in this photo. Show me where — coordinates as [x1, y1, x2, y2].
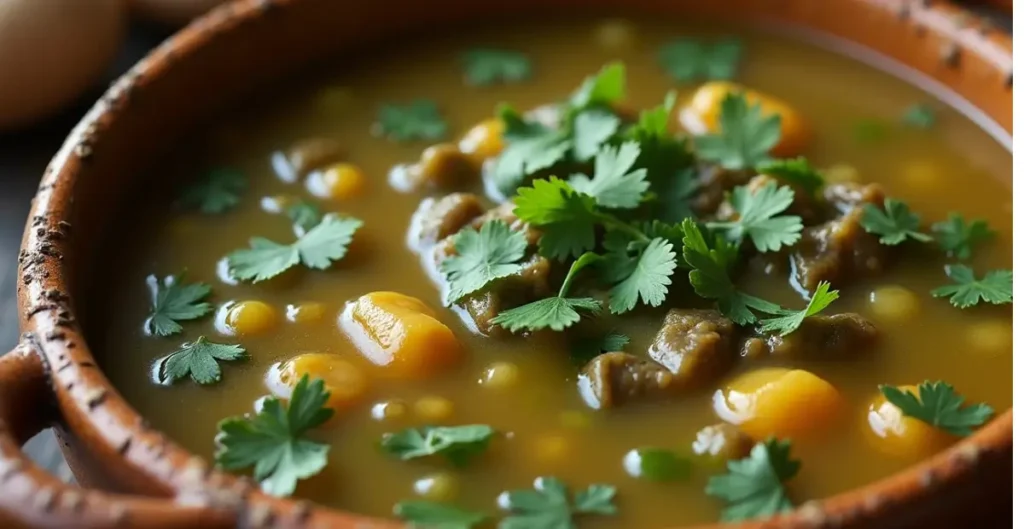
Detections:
[130, 0, 229, 26]
[0, 0, 126, 131]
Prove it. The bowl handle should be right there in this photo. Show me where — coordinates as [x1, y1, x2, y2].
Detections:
[0, 341, 236, 528]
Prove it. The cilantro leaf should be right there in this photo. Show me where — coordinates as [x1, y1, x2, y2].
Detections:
[860, 198, 932, 245]
[381, 425, 494, 467]
[498, 477, 617, 529]
[705, 438, 800, 522]
[902, 103, 937, 129]
[395, 500, 489, 529]
[286, 200, 322, 233]
[623, 447, 692, 482]
[462, 48, 531, 86]
[880, 382, 994, 437]
[755, 157, 825, 195]
[630, 91, 677, 139]
[931, 213, 994, 260]
[492, 253, 603, 332]
[606, 238, 676, 314]
[513, 178, 598, 260]
[227, 215, 363, 282]
[491, 105, 572, 196]
[374, 100, 448, 142]
[144, 273, 213, 337]
[441, 220, 529, 305]
[694, 92, 781, 170]
[707, 180, 804, 253]
[155, 336, 245, 385]
[570, 331, 630, 366]
[758, 282, 840, 336]
[569, 141, 649, 209]
[569, 62, 626, 109]
[215, 374, 333, 497]
[931, 264, 1012, 308]
[571, 110, 620, 161]
[658, 38, 743, 82]
[628, 92, 700, 222]
[179, 168, 246, 214]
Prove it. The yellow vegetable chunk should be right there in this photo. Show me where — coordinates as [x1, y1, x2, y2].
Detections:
[458, 119, 504, 164]
[413, 472, 459, 501]
[868, 285, 921, 323]
[342, 291, 462, 378]
[865, 386, 954, 459]
[371, 399, 409, 422]
[480, 361, 520, 390]
[307, 162, 366, 201]
[680, 81, 810, 157]
[218, 300, 277, 336]
[414, 396, 455, 423]
[266, 353, 369, 413]
[286, 302, 326, 324]
[713, 368, 843, 442]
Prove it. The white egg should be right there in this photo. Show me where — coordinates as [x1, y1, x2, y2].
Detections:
[130, 0, 229, 26]
[0, 0, 126, 131]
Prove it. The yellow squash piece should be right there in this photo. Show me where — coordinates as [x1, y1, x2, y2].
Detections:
[266, 352, 370, 413]
[680, 81, 810, 157]
[218, 300, 277, 336]
[342, 291, 462, 378]
[458, 118, 504, 164]
[713, 368, 843, 442]
[865, 385, 955, 459]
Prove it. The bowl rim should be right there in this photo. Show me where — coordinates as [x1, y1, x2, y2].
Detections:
[14, 0, 1012, 527]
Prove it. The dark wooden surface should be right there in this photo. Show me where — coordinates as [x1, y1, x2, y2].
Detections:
[0, 1, 1009, 483]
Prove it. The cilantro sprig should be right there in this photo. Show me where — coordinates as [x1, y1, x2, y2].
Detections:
[758, 282, 839, 336]
[215, 375, 333, 497]
[395, 500, 489, 529]
[179, 168, 246, 214]
[880, 381, 993, 436]
[381, 425, 494, 466]
[144, 273, 213, 337]
[462, 49, 531, 86]
[491, 253, 603, 332]
[440, 220, 529, 305]
[374, 100, 448, 142]
[286, 200, 322, 233]
[694, 92, 781, 170]
[155, 336, 245, 385]
[902, 103, 937, 129]
[859, 198, 932, 245]
[227, 214, 363, 282]
[705, 438, 801, 522]
[568, 142, 649, 209]
[931, 264, 1012, 308]
[658, 38, 744, 82]
[706, 180, 804, 253]
[755, 157, 825, 195]
[498, 477, 617, 529]
[931, 213, 993, 260]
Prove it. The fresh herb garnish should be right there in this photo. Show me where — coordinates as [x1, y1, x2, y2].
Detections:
[215, 374, 333, 497]
[706, 180, 804, 253]
[902, 103, 937, 129]
[513, 177, 599, 260]
[755, 157, 825, 195]
[570, 331, 630, 366]
[859, 198, 932, 245]
[155, 336, 245, 385]
[623, 448, 692, 482]
[758, 281, 839, 336]
[571, 110, 621, 161]
[569, 62, 626, 109]
[705, 438, 801, 522]
[227, 214, 363, 282]
[694, 92, 781, 170]
[179, 168, 246, 214]
[931, 264, 1012, 308]
[144, 273, 213, 337]
[491, 105, 573, 197]
[931, 213, 994, 260]
[462, 49, 532, 86]
[491, 253, 603, 332]
[603, 235, 677, 315]
[498, 477, 617, 529]
[286, 200, 322, 233]
[440, 220, 529, 305]
[657, 38, 743, 82]
[568, 141, 649, 209]
[395, 500, 489, 529]
[381, 425, 494, 466]
[374, 100, 448, 142]
[879, 382, 993, 436]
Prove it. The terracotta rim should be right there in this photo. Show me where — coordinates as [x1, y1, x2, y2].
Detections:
[9, 0, 1011, 527]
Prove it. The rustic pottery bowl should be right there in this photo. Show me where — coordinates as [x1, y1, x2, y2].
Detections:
[0, 0, 1011, 527]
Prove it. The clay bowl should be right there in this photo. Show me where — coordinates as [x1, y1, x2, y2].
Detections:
[0, 0, 1011, 527]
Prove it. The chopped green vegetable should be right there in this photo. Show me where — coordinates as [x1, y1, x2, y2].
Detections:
[155, 336, 245, 385]
[227, 214, 363, 282]
[931, 213, 994, 260]
[902, 103, 937, 129]
[627, 92, 700, 222]
[144, 273, 213, 337]
[491, 253, 603, 332]
[569, 62, 626, 109]
[694, 92, 781, 170]
[657, 38, 743, 82]
[754, 157, 825, 195]
[462, 48, 532, 86]
[381, 425, 494, 466]
[395, 500, 489, 529]
[215, 374, 333, 497]
[758, 282, 839, 336]
[286, 200, 322, 233]
[572, 110, 621, 161]
[179, 168, 246, 214]
[706, 180, 804, 253]
[374, 100, 448, 142]
[498, 477, 617, 529]
[880, 381, 993, 437]
[605, 237, 677, 315]
[491, 105, 572, 197]
[440, 220, 529, 305]
[570, 331, 630, 366]
[569, 141, 649, 209]
[860, 198, 932, 245]
[705, 438, 800, 522]
[624, 448, 692, 482]
[513, 177, 599, 260]
[931, 264, 1012, 308]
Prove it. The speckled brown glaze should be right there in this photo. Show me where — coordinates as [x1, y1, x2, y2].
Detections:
[0, 0, 1010, 527]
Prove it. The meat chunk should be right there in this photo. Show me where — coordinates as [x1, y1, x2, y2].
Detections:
[275, 137, 344, 182]
[791, 206, 887, 290]
[393, 144, 478, 191]
[692, 423, 754, 466]
[578, 352, 677, 409]
[824, 182, 885, 214]
[690, 165, 754, 217]
[648, 309, 737, 389]
[743, 313, 879, 359]
[408, 193, 484, 249]
[469, 201, 542, 246]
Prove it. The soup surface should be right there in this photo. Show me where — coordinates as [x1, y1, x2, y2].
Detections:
[92, 15, 1012, 528]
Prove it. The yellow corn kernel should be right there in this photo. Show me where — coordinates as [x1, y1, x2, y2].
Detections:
[713, 368, 843, 442]
[307, 162, 366, 201]
[413, 472, 459, 501]
[458, 119, 504, 164]
[266, 353, 369, 413]
[371, 399, 409, 422]
[414, 396, 455, 423]
[681, 81, 810, 157]
[865, 386, 955, 459]
[286, 302, 327, 324]
[341, 292, 462, 378]
[868, 285, 921, 323]
[479, 362, 520, 390]
[218, 300, 276, 336]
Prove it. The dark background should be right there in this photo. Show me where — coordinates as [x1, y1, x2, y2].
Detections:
[0, 2, 1010, 482]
